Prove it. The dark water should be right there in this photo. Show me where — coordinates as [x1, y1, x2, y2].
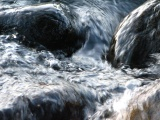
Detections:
[0, 0, 156, 120]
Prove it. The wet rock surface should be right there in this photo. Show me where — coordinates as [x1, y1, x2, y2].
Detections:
[0, 4, 83, 57]
[0, 81, 97, 120]
[108, 0, 160, 68]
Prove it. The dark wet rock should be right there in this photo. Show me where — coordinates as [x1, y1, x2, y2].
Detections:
[108, 0, 160, 68]
[0, 4, 83, 57]
[0, 0, 146, 58]
[114, 80, 160, 120]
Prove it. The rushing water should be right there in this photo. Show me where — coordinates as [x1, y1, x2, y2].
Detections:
[0, 0, 157, 120]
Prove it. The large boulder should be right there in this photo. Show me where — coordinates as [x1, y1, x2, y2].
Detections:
[108, 0, 160, 68]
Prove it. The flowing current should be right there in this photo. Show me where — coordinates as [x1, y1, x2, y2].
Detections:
[0, 0, 157, 120]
